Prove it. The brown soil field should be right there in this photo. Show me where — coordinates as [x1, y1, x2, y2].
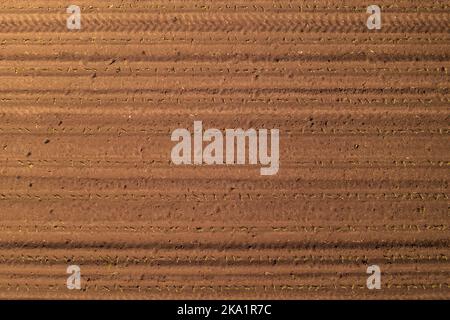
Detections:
[0, 0, 449, 299]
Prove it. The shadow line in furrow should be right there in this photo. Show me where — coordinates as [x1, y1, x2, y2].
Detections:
[0, 87, 447, 95]
[0, 256, 447, 267]
[0, 240, 448, 250]
[1, 53, 449, 62]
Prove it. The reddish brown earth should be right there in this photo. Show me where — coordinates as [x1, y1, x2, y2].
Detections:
[0, 0, 448, 299]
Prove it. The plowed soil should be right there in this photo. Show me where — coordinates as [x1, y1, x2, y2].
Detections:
[0, 0, 449, 299]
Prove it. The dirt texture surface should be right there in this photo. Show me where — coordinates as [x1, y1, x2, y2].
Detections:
[0, 0, 449, 299]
